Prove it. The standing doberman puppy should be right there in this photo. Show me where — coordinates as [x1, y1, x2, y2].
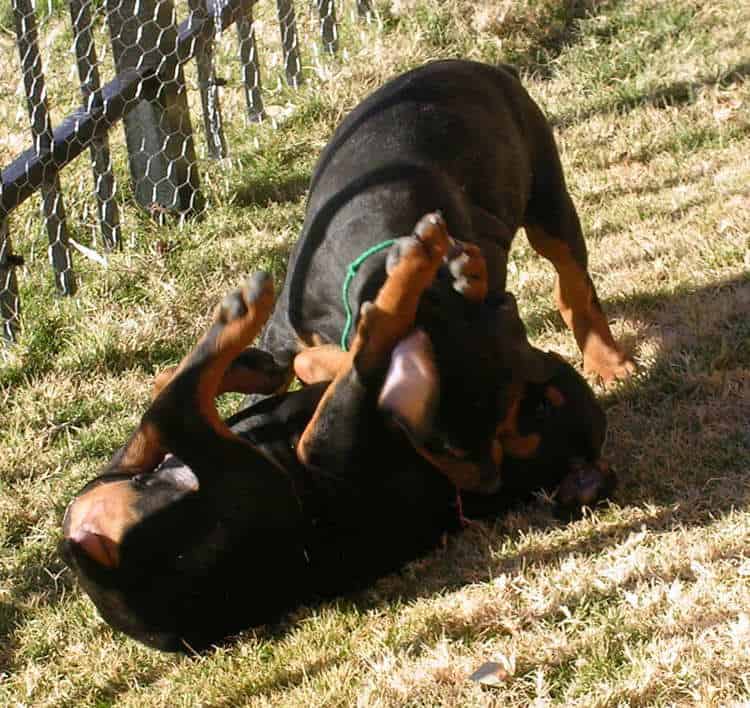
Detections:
[61, 219, 611, 652]
[261, 59, 634, 390]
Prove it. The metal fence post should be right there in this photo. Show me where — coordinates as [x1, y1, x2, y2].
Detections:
[276, 0, 303, 87]
[69, 0, 122, 249]
[106, 0, 205, 215]
[0, 219, 21, 342]
[236, 3, 264, 122]
[356, 0, 372, 19]
[190, 0, 228, 159]
[13, 0, 76, 295]
[316, 0, 337, 54]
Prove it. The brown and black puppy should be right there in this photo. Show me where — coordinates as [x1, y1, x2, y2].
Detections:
[258, 59, 633, 489]
[61, 222, 611, 653]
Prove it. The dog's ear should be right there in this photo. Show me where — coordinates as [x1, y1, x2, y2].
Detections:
[378, 329, 503, 494]
[377, 329, 440, 445]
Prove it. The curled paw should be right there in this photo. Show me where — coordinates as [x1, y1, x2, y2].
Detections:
[386, 212, 451, 276]
[445, 241, 488, 303]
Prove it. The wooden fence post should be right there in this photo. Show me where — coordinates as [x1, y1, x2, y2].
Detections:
[13, 0, 76, 295]
[106, 0, 204, 215]
[276, 0, 303, 87]
[356, 0, 372, 18]
[190, 0, 228, 159]
[316, 0, 338, 54]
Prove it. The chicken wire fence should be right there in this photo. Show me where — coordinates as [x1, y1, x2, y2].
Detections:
[0, 0, 373, 342]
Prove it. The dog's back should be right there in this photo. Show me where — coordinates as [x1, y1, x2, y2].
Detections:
[260, 60, 552, 364]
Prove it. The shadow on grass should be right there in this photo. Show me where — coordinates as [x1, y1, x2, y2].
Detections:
[205, 273, 749, 704]
[54, 660, 174, 708]
[209, 655, 347, 708]
[551, 59, 750, 128]
[232, 171, 310, 208]
[509, 0, 622, 77]
[4, 276, 748, 699]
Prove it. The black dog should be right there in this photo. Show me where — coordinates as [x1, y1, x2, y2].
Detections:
[258, 59, 632, 487]
[61, 220, 609, 652]
[264, 60, 633, 381]
[60, 61, 619, 651]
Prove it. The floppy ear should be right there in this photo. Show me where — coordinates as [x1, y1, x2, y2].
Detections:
[377, 329, 440, 445]
[378, 328, 502, 495]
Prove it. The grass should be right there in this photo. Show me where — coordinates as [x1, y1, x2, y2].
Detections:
[2, 0, 750, 704]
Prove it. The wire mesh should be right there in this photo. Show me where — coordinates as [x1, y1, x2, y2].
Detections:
[0, 0, 369, 342]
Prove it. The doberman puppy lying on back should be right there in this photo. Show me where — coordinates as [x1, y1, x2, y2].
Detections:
[258, 59, 633, 490]
[61, 218, 612, 652]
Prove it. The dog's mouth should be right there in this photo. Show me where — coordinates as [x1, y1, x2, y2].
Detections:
[63, 455, 199, 571]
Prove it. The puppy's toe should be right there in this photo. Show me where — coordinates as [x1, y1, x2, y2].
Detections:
[219, 289, 249, 324]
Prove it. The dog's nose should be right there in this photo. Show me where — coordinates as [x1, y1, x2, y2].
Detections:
[68, 527, 119, 568]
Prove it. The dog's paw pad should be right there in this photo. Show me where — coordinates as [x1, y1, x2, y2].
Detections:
[413, 212, 450, 256]
[217, 272, 275, 335]
[386, 212, 451, 275]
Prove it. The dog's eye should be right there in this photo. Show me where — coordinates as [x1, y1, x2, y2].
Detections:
[535, 400, 553, 420]
[131, 474, 148, 490]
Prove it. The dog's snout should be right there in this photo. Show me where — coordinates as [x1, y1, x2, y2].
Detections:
[63, 480, 141, 569]
[68, 527, 120, 568]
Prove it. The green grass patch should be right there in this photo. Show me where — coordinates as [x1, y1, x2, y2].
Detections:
[2, 0, 750, 704]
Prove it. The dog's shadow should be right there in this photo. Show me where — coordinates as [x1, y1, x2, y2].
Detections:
[242, 272, 750, 656]
[208, 275, 749, 700]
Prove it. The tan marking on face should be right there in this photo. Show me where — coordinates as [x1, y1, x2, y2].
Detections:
[504, 432, 541, 458]
[494, 383, 541, 460]
[65, 480, 142, 568]
[412, 447, 484, 491]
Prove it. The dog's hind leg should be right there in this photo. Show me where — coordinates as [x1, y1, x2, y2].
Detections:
[524, 209, 634, 383]
[123, 273, 299, 517]
[152, 347, 291, 400]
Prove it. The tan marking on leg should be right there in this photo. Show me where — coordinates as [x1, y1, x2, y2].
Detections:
[525, 225, 634, 382]
[152, 366, 177, 400]
[150, 276, 276, 450]
[298, 212, 449, 466]
[294, 345, 349, 384]
[118, 421, 165, 473]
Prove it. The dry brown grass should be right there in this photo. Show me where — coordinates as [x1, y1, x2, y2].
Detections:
[1, 0, 749, 705]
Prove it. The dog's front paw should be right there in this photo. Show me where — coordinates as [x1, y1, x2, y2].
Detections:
[445, 241, 488, 303]
[583, 347, 636, 384]
[385, 212, 451, 278]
